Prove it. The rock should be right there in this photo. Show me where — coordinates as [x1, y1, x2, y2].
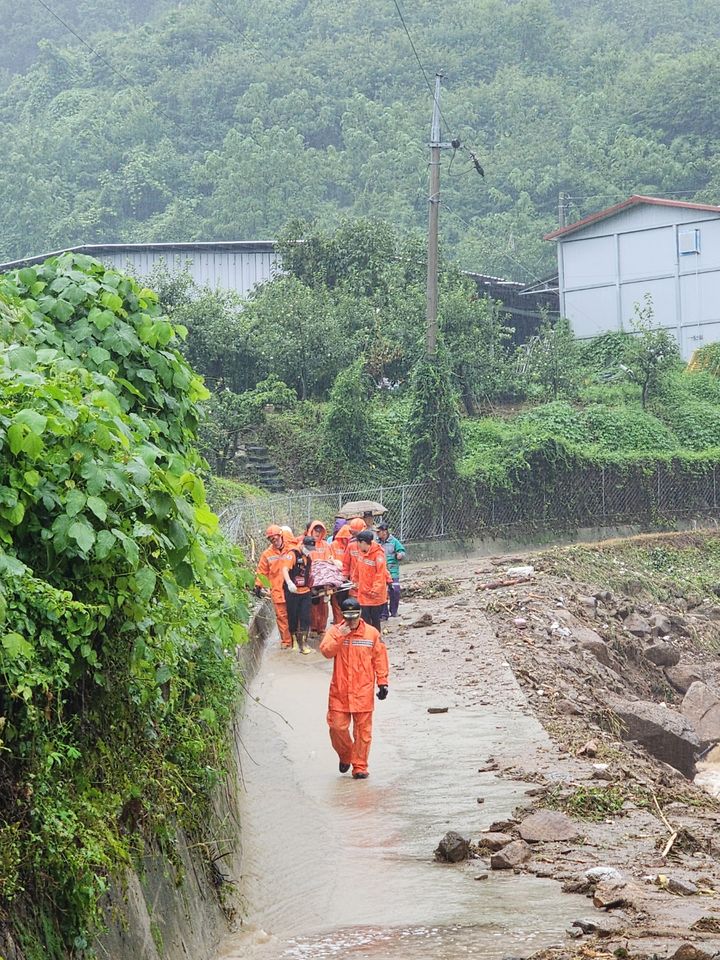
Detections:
[666, 663, 704, 693]
[577, 594, 598, 613]
[649, 612, 672, 636]
[591, 763, 613, 780]
[487, 819, 517, 832]
[411, 612, 433, 628]
[427, 706, 449, 714]
[623, 612, 651, 636]
[681, 681, 720, 748]
[556, 698, 583, 716]
[578, 739, 599, 757]
[571, 915, 625, 936]
[644, 643, 681, 667]
[580, 638, 612, 667]
[507, 564, 534, 578]
[671, 944, 720, 960]
[474, 872, 489, 881]
[667, 877, 698, 896]
[518, 810, 580, 844]
[490, 839, 531, 870]
[592, 878, 643, 910]
[476, 832, 513, 851]
[583, 866, 623, 884]
[434, 831, 470, 863]
[594, 590, 613, 604]
[563, 877, 592, 894]
[609, 697, 701, 778]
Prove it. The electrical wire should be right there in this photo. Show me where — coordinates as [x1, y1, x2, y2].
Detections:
[33, 0, 233, 153]
[206, 0, 274, 65]
[443, 202, 549, 285]
[390, 0, 453, 137]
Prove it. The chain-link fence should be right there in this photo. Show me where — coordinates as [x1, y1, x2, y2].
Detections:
[220, 463, 720, 558]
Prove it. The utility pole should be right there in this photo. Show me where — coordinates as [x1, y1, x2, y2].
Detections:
[558, 191, 567, 228]
[426, 73, 443, 356]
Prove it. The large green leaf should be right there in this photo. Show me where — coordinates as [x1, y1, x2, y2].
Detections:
[68, 519, 96, 553]
[2, 632, 34, 660]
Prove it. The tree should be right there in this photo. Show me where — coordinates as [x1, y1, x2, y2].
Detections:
[517, 314, 581, 401]
[321, 358, 373, 468]
[407, 352, 463, 505]
[623, 294, 680, 408]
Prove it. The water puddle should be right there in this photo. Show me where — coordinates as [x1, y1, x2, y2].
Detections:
[218, 638, 584, 960]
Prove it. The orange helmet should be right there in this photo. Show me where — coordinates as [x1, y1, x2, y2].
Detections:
[266, 524, 283, 538]
[348, 517, 365, 532]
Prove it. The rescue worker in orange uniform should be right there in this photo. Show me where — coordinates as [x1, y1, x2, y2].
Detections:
[305, 519, 332, 635]
[254, 525, 293, 649]
[353, 529, 390, 631]
[329, 523, 352, 624]
[342, 517, 368, 591]
[320, 597, 389, 779]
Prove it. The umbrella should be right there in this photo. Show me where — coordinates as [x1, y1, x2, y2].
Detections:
[338, 499, 387, 519]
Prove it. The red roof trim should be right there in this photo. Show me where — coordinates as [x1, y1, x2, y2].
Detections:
[544, 194, 720, 241]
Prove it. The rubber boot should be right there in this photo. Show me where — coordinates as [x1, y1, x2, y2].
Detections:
[292, 635, 299, 651]
[297, 630, 311, 655]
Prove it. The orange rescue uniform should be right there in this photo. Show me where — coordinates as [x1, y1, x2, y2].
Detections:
[255, 542, 292, 648]
[306, 520, 331, 634]
[319, 618, 389, 775]
[355, 540, 390, 607]
[330, 524, 352, 623]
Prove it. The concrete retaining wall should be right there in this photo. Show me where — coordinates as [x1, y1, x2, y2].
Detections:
[96, 599, 273, 960]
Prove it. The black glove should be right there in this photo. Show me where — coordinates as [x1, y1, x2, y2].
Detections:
[252, 585, 262, 599]
[376, 685, 388, 701]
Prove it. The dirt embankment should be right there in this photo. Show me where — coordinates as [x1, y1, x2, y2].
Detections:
[387, 532, 720, 960]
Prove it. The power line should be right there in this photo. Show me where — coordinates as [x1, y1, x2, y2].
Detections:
[443, 203, 548, 285]
[206, 0, 273, 66]
[33, 0, 218, 153]
[390, 0, 453, 137]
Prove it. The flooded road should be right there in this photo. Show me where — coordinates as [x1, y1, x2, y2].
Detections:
[218, 628, 584, 960]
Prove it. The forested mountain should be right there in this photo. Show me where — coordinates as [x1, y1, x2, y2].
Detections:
[1, 0, 719, 279]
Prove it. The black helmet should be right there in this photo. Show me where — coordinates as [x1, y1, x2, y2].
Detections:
[341, 598, 362, 616]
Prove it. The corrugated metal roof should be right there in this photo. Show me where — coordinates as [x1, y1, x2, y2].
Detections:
[544, 195, 720, 242]
[0, 240, 276, 271]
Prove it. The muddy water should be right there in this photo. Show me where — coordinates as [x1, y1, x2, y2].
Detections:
[696, 744, 720, 798]
[218, 637, 583, 960]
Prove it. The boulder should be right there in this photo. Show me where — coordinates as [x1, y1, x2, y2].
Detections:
[592, 878, 643, 910]
[580, 638, 612, 667]
[649, 612, 672, 636]
[623, 612, 651, 637]
[666, 663, 704, 694]
[609, 697, 700, 778]
[490, 839, 531, 870]
[434, 831, 470, 863]
[667, 877, 698, 896]
[681, 682, 720, 748]
[476, 831, 513, 851]
[574, 625, 606, 645]
[518, 810, 580, 844]
[583, 866, 623, 885]
[671, 945, 720, 960]
[644, 643, 681, 668]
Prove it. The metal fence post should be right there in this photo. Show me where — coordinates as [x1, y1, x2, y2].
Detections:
[400, 484, 406, 542]
[601, 466, 606, 519]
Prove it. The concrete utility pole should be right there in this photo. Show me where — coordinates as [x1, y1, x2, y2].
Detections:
[426, 73, 442, 356]
[558, 191, 568, 228]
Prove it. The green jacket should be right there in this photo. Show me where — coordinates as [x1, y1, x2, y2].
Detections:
[378, 534, 406, 579]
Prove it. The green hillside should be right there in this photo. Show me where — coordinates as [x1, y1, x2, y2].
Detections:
[1, 0, 719, 279]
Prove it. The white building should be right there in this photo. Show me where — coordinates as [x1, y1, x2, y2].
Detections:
[0, 241, 279, 300]
[545, 195, 720, 359]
